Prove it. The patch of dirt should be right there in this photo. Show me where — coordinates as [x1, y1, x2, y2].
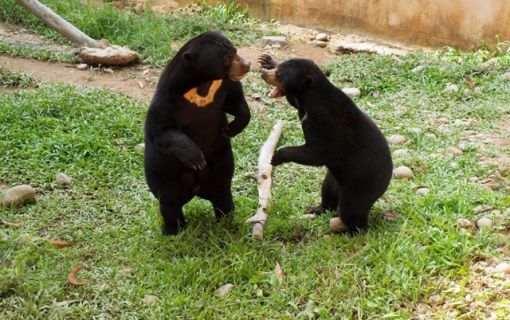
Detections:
[0, 22, 74, 56]
[495, 120, 510, 149]
[478, 120, 510, 177]
[0, 55, 157, 101]
[238, 41, 337, 71]
[0, 11, 409, 102]
[0, 20, 367, 102]
[0, 86, 27, 94]
[414, 259, 510, 319]
[275, 23, 410, 56]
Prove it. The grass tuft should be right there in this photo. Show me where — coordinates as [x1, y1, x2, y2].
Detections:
[0, 65, 37, 88]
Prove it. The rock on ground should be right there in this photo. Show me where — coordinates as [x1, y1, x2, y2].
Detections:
[1, 184, 36, 207]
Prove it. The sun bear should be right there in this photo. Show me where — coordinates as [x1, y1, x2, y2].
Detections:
[259, 54, 392, 233]
[144, 32, 251, 235]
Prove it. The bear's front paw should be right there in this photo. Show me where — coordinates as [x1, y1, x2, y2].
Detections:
[258, 54, 277, 70]
[221, 125, 240, 138]
[180, 150, 207, 170]
[271, 149, 287, 166]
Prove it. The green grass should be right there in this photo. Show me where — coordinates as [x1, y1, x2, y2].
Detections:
[0, 0, 264, 67]
[0, 41, 78, 63]
[1, 48, 510, 319]
[0, 65, 37, 88]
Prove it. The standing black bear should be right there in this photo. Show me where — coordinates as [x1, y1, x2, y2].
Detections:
[259, 54, 392, 233]
[144, 32, 251, 235]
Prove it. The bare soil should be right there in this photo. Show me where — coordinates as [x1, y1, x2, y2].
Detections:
[0, 21, 404, 102]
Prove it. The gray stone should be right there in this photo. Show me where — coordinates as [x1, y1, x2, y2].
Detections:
[493, 262, 510, 274]
[262, 36, 288, 46]
[393, 166, 413, 179]
[388, 134, 407, 145]
[311, 40, 327, 48]
[415, 188, 430, 196]
[457, 218, 473, 228]
[480, 58, 498, 71]
[315, 33, 329, 41]
[411, 65, 426, 73]
[393, 149, 408, 157]
[217, 283, 234, 297]
[445, 84, 459, 93]
[56, 173, 72, 186]
[341, 87, 361, 98]
[1, 185, 36, 207]
[476, 217, 493, 229]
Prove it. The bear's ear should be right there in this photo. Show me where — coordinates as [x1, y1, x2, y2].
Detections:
[182, 51, 195, 67]
[303, 74, 316, 89]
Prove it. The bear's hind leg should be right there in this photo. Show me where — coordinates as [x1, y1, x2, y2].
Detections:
[159, 196, 188, 236]
[307, 170, 338, 215]
[337, 195, 371, 234]
[201, 152, 235, 221]
[210, 188, 234, 220]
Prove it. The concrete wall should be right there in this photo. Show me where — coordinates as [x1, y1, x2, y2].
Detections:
[233, 0, 510, 49]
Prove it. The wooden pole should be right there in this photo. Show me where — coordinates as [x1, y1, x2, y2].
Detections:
[245, 120, 284, 240]
[15, 0, 102, 48]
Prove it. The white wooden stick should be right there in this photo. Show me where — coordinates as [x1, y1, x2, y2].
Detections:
[245, 120, 284, 240]
[15, 0, 140, 65]
[15, 0, 102, 48]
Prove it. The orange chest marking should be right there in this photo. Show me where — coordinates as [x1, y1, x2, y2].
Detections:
[183, 79, 223, 107]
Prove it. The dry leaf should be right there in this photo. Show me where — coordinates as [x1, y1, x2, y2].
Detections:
[274, 262, 284, 284]
[464, 76, 475, 91]
[137, 81, 144, 89]
[67, 264, 87, 286]
[48, 239, 75, 248]
[381, 211, 401, 220]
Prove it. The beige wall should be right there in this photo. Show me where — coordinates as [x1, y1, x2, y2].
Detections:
[232, 0, 510, 49]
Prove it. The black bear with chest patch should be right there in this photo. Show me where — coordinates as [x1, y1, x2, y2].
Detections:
[259, 54, 392, 233]
[144, 32, 251, 235]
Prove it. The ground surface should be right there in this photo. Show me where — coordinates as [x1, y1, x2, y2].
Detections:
[0, 21, 404, 101]
[1, 7, 510, 319]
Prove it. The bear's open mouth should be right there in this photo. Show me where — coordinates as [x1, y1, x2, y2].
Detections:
[260, 67, 285, 98]
[229, 73, 245, 81]
[269, 87, 285, 98]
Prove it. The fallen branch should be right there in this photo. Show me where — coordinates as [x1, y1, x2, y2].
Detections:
[15, 0, 100, 47]
[78, 45, 140, 66]
[245, 120, 283, 240]
[15, 0, 140, 65]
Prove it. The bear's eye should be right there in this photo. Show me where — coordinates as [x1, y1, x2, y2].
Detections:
[224, 54, 234, 66]
[276, 71, 281, 82]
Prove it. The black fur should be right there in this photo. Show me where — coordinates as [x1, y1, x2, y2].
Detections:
[265, 58, 393, 233]
[144, 32, 251, 235]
